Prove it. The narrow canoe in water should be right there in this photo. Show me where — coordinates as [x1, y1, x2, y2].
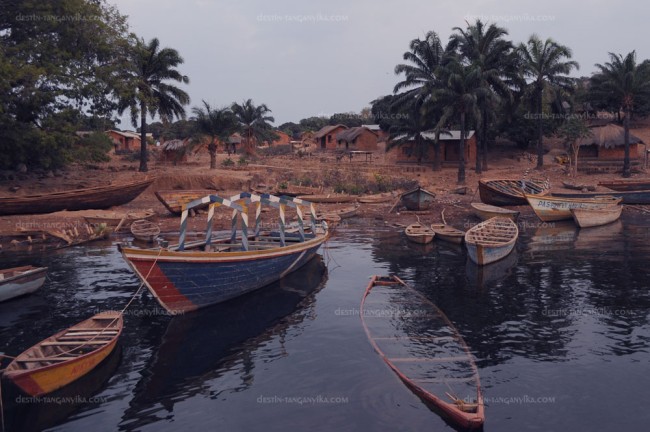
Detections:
[360, 275, 484, 430]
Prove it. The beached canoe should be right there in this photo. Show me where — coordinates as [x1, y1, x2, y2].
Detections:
[526, 194, 622, 222]
[130, 219, 160, 242]
[430, 224, 465, 244]
[3, 311, 123, 396]
[296, 194, 356, 203]
[358, 193, 394, 204]
[570, 205, 623, 228]
[400, 187, 436, 211]
[405, 223, 435, 244]
[119, 192, 329, 313]
[0, 177, 154, 216]
[465, 217, 518, 265]
[360, 275, 484, 429]
[551, 190, 650, 205]
[598, 179, 650, 191]
[478, 179, 548, 206]
[155, 189, 217, 215]
[0, 266, 48, 302]
[83, 209, 155, 230]
[471, 202, 519, 221]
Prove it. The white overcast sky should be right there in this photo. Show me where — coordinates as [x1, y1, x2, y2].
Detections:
[110, 0, 650, 126]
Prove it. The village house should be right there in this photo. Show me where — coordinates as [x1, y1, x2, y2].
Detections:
[335, 126, 380, 151]
[106, 130, 141, 153]
[313, 124, 348, 150]
[390, 130, 477, 166]
[576, 123, 646, 172]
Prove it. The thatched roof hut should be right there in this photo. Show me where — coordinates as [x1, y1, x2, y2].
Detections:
[578, 124, 643, 148]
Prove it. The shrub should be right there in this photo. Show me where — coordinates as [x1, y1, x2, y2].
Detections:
[221, 158, 234, 167]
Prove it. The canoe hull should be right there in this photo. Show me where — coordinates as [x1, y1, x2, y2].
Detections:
[296, 194, 356, 203]
[400, 187, 435, 211]
[121, 236, 327, 313]
[479, 179, 548, 206]
[465, 217, 518, 265]
[466, 240, 516, 265]
[552, 190, 650, 205]
[0, 178, 153, 216]
[471, 203, 519, 221]
[598, 179, 650, 191]
[526, 195, 622, 222]
[430, 224, 464, 244]
[571, 206, 623, 228]
[155, 189, 217, 215]
[0, 266, 48, 302]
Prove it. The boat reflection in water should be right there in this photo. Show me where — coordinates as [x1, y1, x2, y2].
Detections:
[3, 347, 122, 432]
[465, 249, 518, 288]
[121, 255, 328, 427]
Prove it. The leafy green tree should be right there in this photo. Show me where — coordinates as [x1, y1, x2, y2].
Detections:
[118, 38, 190, 172]
[558, 117, 591, 177]
[518, 35, 579, 169]
[231, 99, 277, 154]
[192, 101, 238, 169]
[589, 51, 650, 177]
[298, 116, 330, 132]
[386, 105, 439, 165]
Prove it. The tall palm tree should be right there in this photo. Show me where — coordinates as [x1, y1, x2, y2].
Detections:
[393, 31, 446, 170]
[231, 99, 277, 154]
[590, 51, 650, 177]
[433, 60, 487, 184]
[192, 101, 237, 169]
[118, 38, 190, 172]
[448, 20, 514, 173]
[518, 35, 578, 169]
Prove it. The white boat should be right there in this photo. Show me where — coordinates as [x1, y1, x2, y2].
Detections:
[0, 266, 48, 302]
[465, 217, 518, 265]
[570, 205, 623, 228]
[525, 194, 621, 222]
[471, 202, 519, 221]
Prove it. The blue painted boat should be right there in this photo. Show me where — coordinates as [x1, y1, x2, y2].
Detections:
[119, 192, 329, 313]
[465, 217, 518, 265]
[400, 186, 435, 211]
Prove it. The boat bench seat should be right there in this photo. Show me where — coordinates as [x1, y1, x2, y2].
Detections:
[17, 356, 79, 362]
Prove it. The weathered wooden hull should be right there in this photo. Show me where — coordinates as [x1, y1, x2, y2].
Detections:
[0, 178, 154, 216]
[130, 220, 160, 242]
[4, 311, 122, 396]
[599, 179, 650, 191]
[83, 210, 154, 228]
[361, 276, 484, 430]
[405, 224, 435, 244]
[120, 234, 328, 313]
[471, 202, 519, 221]
[296, 194, 356, 203]
[358, 193, 393, 204]
[571, 206, 623, 228]
[0, 266, 48, 302]
[478, 179, 548, 206]
[430, 224, 464, 244]
[400, 187, 435, 211]
[155, 189, 217, 215]
[527, 195, 622, 222]
[465, 217, 518, 265]
[551, 190, 650, 204]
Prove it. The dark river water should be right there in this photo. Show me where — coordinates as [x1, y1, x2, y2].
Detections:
[1, 213, 650, 432]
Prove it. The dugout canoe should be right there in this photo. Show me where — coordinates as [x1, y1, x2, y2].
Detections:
[471, 202, 519, 221]
[465, 217, 518, 265]
[296, 194, 356, 203]
[405, 223, 435, 244]
[0, 266, 48, 303]
[0, 177, 154, 216]
[361, 275, 484, 429]
[570, 205, 623, 228]
[598, 179, 650, 191]
[478, 179, 548, 206]
[551, 190, 650, 205]
[430, 224, 465, 244]
[3, 311, 122, 396]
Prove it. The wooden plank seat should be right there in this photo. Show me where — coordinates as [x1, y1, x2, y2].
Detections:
[42, 341, 110, 346]
[17, 357, 79, 362]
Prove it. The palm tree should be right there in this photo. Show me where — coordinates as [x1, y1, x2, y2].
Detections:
[192, 101, 237, 169]
[118, 38, 190, 172]
[433, 60, 487, 184]
[231, 99, 277, 154]
[386, 103, 444, 165]
[590, 51, 650, 177]
[448, 20, 514, 173]
[393, 31, 446, 170]
[518, 35, 579, 169]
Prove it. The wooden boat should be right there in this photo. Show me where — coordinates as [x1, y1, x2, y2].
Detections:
[478, 178, 548, 206]
[570, 205, 623, 228]
[361, 275, 484, 429]
[598, 178, 650, 191]
[562, 180, 595, 191]
[400, 187, 435, 211]
[296, 194, 356, 203]
[466, 249, 517, 287]
[526, 194, 622, 222]
[471, 202, 519, 221]
[254, 184, 322, 197]
[0, 266, 48, 302]
[83, 209, 155, 229]
[430, 224, 465, 244]
[119, 192, 329, 313]
[130, 219, 161, 242]
[551, 190, 650, 205]
[3, 311, 123, 396]
[0, 177, 154, 216]
[465, 217, 518, 265]
[405, 223, 435, 244]
[358, 192, 393, 204]
[317, 205, 358, 223]
[155, 189, 217, 215]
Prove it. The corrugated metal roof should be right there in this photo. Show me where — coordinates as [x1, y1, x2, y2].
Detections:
[393, 130, 475, 141]
[314, 124, 347, 139]
[336, 126, 378, 142]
